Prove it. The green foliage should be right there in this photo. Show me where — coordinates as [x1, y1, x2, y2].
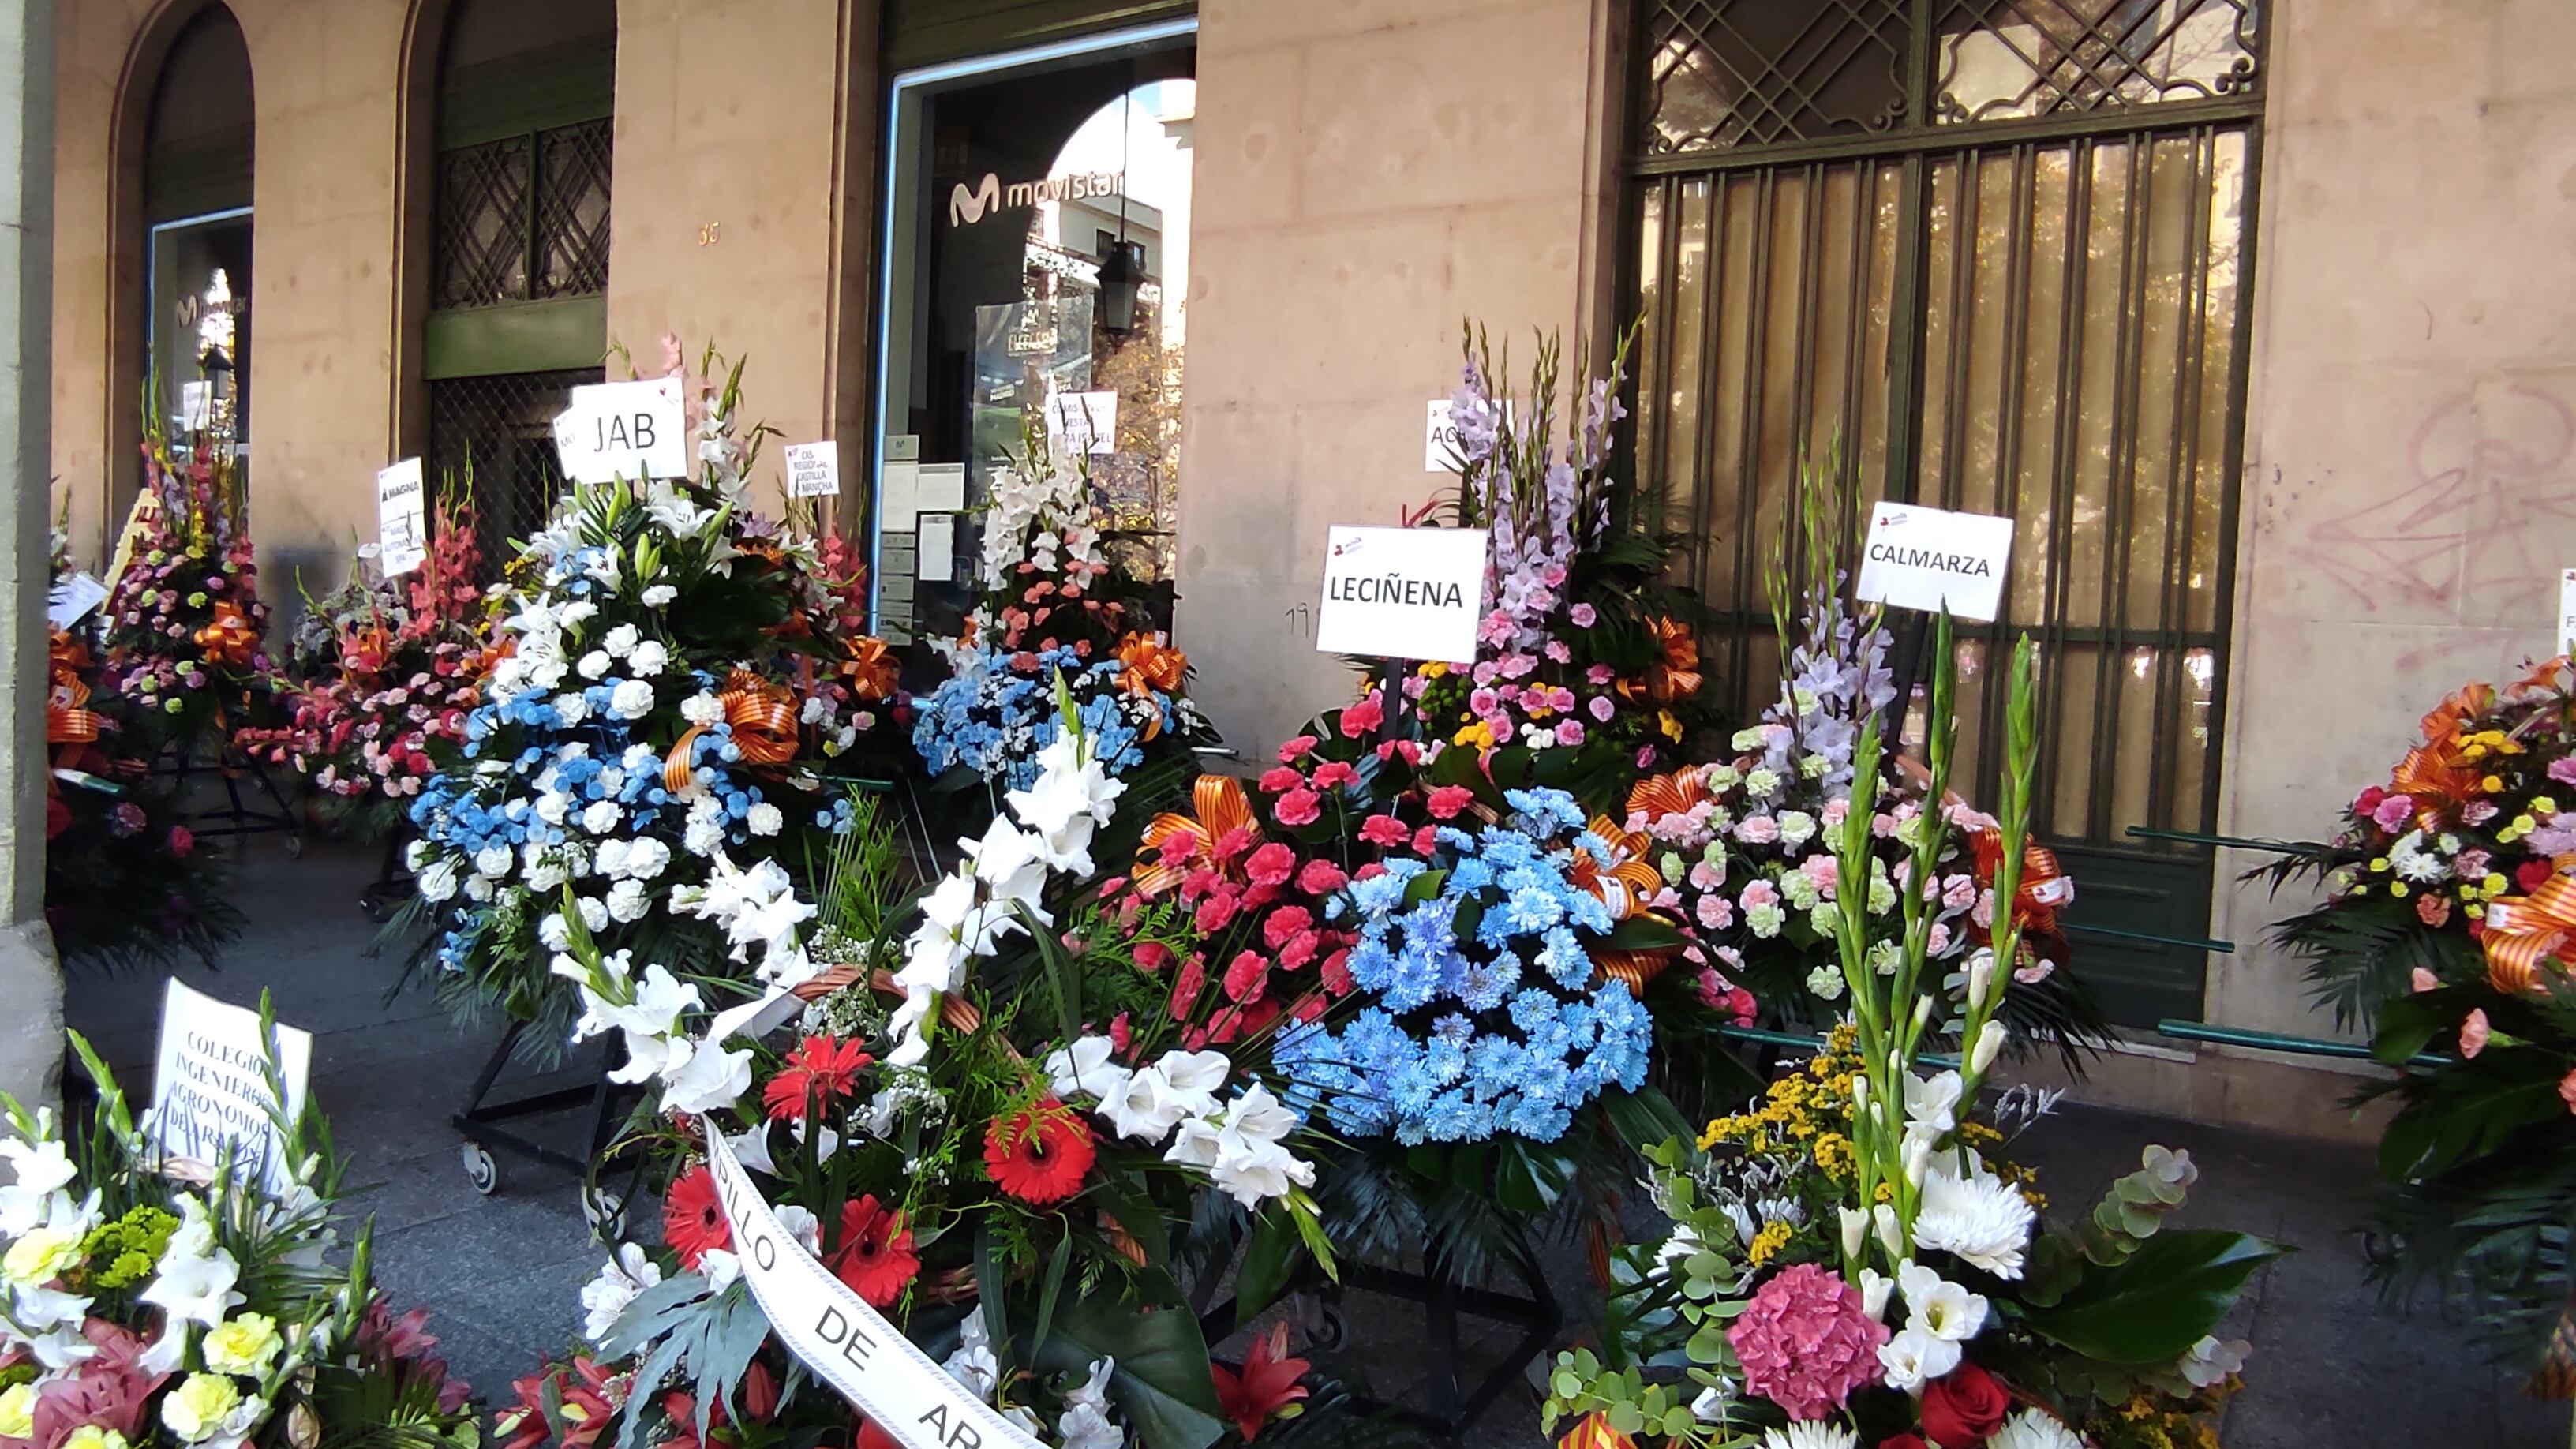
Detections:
[1028, 1292, 1226, 1449]
[2020, 1230, 2283, 1365]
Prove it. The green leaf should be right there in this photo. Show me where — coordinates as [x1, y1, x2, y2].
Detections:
[1601, 915, 1684, 953]
[2368, 990, 2451, 1065]
[1031, 1233, 1073, 1361]
[1598, 1088, 1693, 1154]
[1234, 1211, 1308, 1331]
[1029, 1293, 1225, 1449]
[2022, 1230, 2286, 1364]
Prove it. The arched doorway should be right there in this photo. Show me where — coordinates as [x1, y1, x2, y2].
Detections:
[140, 5, 253, 479]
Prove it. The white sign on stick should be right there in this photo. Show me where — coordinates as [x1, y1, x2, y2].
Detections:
[1425, 399, 1460, 473]
[1853, 500, 2016, 623]
[784, 441, 841, 499]
[1045, 391, 1118, 455]
[151, 980, 313, 1193]
[552, 377, 689, 484]
[706, 1129, 1045, 1449]
[2559, 567, 2576, 657]
[1315, 525, 1489, 663]
[376, 458, 429, 578]
[47, 573, 108, 629]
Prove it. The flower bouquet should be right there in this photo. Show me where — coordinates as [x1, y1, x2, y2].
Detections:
[1541, 622, 2278, 1449]
[398, 348, 908, 1046]
[913, 440, 1214, 799]
[98, 421, 283, 763]
[2260, 655, 2576, 1377]
[0, 1020, 475, 1449]
[1395, 327, 1718, 817]
[41, 618, 242, 974]
[238, 489, 494, 841]
[520, 700, 1356, 1449]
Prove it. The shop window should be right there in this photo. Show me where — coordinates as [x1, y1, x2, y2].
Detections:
[1627, 0, 2263, 1026]
[421, 0, 616, 573]
[141, 6, 253, 466]
[872, 20, 1195, 644]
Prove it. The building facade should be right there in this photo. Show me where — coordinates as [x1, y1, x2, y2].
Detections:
[37, 0, 2576, 1135]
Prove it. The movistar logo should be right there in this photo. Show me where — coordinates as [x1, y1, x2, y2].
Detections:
[948, 173, 1001, 227]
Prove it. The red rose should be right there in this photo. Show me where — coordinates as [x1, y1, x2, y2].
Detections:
[1882, 1437, 1931, 1449]
[1919, 1363, 2012, 1447]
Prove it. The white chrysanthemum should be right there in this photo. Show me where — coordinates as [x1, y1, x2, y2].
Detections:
[1988, 1409, 2086, 1449]
[1914, 1158, 2037, 1279]
[609, 679, 657, 720]
[747, 803, 784, 837]
[1760, 1423, 1859, 1449]
[628, 639, 669, 676]
[576, 650, 612, 681]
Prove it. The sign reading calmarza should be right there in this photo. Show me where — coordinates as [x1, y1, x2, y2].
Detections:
[706, 1129, 1045, 1449]
[1315, 525, 1489, 663]
[1854, 500, 2016, 623]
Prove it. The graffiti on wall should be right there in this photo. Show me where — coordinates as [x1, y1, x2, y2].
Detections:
[2297, 380, 2576, 632]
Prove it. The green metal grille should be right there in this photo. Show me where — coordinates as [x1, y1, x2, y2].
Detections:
[427, 368, 601, 575]
[1626, 0, 2266, 1025]
[432, 117, 612, 310]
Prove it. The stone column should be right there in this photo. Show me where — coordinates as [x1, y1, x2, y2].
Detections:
[0, 0, 58, 1108]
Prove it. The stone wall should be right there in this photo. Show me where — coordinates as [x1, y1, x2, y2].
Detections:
[1174, 0, 1623, 754]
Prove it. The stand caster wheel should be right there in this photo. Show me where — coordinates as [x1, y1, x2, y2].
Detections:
[283, 834, 304, 859]
[461, 1141, 500, 1195]
[358, 894, 389, 924]
[584, 1189, 625, 1235]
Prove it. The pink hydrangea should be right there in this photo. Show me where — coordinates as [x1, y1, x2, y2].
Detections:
[1726, 1263, 1889, 1421]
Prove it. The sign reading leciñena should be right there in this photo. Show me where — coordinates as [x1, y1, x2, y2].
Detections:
[151, 980, 313, 1194]
[552, 376, 689, 485]
[705, 1128, 1045, 1449]
[1315, 525, 1489, 664]
[1853, 500, 2016, 623]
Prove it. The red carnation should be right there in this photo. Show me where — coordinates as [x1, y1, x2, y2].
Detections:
[762, 1035, 874, 1122]
[1426, 785, 1475, 819]
[1297, 859, 1348, 894]
[829, 1196, 919, 1307]
[1274, 788, 1323, 827]
[663, 1166, 731, 1270]
[1245, 841, 1297, 887]
[1338, 695, 1384, 738]
[1257, 766, 1303, 794]
[1919, 1362, 2012, 1447]
[983, 1099, 1097, 1206]
[2520, 858, 2559, 893]
[1358, 814, 1407, 847]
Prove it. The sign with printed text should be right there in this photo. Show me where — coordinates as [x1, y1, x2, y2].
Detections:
[1425, 399, 1460, 472]
[1854, 501, 2015, 623]
[1044, 391, 1118, 455]
[552, 376, 688, 484]
[47, 573, 108, 629]
[376, 458, 429, 577]
[2560, 567, 2576, 657]
[784, 441, 841, 499]
[151, 980, 312, 1194]
[1316, 525, 1489, 663]
[706, 1129, 1044, 1449]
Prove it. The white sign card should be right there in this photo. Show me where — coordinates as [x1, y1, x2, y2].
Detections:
[915, 463, 968, 513]
[151, 980, 313, 1193]
[1425, 399, 1460, 473]
[552, 376, 689, 484]
[916, 514, 957, 584]
[179, 381, 214, 431]
[1853, 500, 2016, 623]
[706, 1128, 1045, 1449]
[2560, 567, 2576, 657]
[47, 573, 109, 629]
[1044, 390, 1118, 455]
[375, 458, 429, 578]
[881, 462, 923, 530]
[1315, 525, 1490, 663]
[784, 441, 841, 499]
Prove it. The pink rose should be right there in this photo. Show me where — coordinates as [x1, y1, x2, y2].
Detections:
[1553, 721, 1586, 747]
[1570, 603, 1597, 627]
[1589, 695, 1616, 722]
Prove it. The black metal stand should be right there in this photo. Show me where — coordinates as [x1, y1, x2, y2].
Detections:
[161, 746, 301, 848]
[1196, 1235, 1561, 1442]
[452, 1021, 644, 1233]
[358, 827, 415, 922]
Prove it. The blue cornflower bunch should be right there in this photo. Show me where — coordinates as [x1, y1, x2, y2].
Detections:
[1279, 786, 1655, 1145]
[912, 644, 1179, 788]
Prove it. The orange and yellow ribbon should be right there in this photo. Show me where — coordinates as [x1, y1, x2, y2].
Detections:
[841, 637, 900, 701]
[1114, 633, 1189, 698]
[1572, 814, 1681, 995]
[662, 668, 803, 792]
[2484, 867, 2576, 996]
[1614, 617, 1705, 706]
[193, 600, 260, 667]
[1133, 774, 1260, 898]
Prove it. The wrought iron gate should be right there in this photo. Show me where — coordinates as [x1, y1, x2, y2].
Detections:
[1627, 0, 2266, 1025]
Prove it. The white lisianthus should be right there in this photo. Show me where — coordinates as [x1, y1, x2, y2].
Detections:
[579, 1243, 662, 1346]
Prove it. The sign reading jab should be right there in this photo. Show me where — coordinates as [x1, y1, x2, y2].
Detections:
[552, 377, 689, 485]
[1853, 500, 2015, 623]
[1315, 525, 1489, 663]
[706, 1128, 1045, 1449]
[376, 458, 429, 577]
[151, 980, 313, 1194]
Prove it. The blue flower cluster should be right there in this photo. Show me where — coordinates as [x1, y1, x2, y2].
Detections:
[911, 644, 1170, 788]
[1279, 788, 1655, 1146]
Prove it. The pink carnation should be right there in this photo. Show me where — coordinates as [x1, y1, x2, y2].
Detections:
[1358, 814, 1408, 847]
[2371, 793, 2417, 832]
[1274, 788, 1323, 827]
[1726, 1263, 1888, 1421]
[1570, 603, 1598, 627]
[1297, 859, 1349, 895]
[1245, 842, 1297, 888]
[1426, 786, 1475, 820]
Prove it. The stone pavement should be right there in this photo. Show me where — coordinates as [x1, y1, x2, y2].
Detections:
[61, 836, 2572, 1447]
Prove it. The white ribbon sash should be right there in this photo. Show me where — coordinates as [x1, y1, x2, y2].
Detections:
[704, 1127, 1046, 1449]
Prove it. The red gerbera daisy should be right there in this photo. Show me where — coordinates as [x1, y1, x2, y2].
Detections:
[829, 1196, 919, 1308]
[762, 1035, 875, 1122]
[983, 1099, 1097, 1206]
[663, 1166, 730, 1270]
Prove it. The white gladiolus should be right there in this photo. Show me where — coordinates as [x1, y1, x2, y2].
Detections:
[1971, 1020, 2008, 1074]
[1897, 1260, 1989, 1342]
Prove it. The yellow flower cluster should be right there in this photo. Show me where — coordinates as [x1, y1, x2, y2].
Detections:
[2088, 1391, 2227, 1449]
[1697, 1032, 1861, 1156]
[1747, 1220, 1792, 1266]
